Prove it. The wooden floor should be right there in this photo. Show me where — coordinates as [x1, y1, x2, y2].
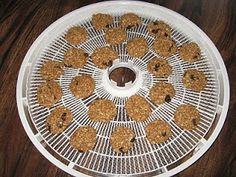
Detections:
[0, 0, 236, 176]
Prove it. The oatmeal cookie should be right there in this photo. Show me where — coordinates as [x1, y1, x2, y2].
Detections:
[91, 47, 118, 69]
[110, 126, 135, 153]
[37, 81, 62, 107]
[126, 37, 148, 58]
[147, 57, 172, 77]
[70, 75, 95, 99]
[174, 104, 200, 130]
[125, 95, 151, 122]
[120, 13, 141, 29]
[65, 26, 88, 45]
[40, 60, 64, 80]
[105, 27, 127, 45]
[88, 99, 117, 122]
[145, 120, 172, 144]
[182, 69, 207, 92]
[179, 42, 201, 63]
[46, 107, 73, 134]
[149, 82, 175, 105]
[153, 38, 177, 57]
[63, 48, 88, 68]
[70, 126, 97, 152]
[147, 20, 172, 38]
[92, 13, 113, 30]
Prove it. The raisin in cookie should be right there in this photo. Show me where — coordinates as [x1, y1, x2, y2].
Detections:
[70, 126, 97, 152]
[88, 99, 117, 122]
[147, 20, 172, 38]
[174, 104, 200, 130]
[179, 42, 201, 63]
[92, 13, 113, 30]
[120, 13, 141, 29]
[125, 95, 151, 122]
[147, 57, 172, 77]
[65, 26, 88, 45]
[153, 38, 177, 57]
[40, 60, 64, 80]
[145, 120, 172, 144]
[110, 126, 135, 153]
[91, 47, 118, 69]
[70, 75, 95, 99]
[105, 27, 127, 45]
[149, 82, 175, 105]
[37, 81, 62, 107]
[126, 37, 148, 58]
[63, 48, 88, 68]
[182, 69, 207, 92]
[46, 106, 73, 134]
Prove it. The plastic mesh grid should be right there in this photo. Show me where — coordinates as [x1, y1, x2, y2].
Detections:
[27, 14, 218, 175]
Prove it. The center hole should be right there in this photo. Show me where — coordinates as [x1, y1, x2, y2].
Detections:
[109, 67, 136, 87]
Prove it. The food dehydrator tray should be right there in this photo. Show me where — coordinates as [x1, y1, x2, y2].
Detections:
[16, 1, 229, 176]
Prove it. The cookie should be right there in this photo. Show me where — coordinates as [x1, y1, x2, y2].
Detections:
[46, 106, 73, 134]
[147, 20, 172, 38]
[37, 81, 62, 107]
[125, 95, 151, 122]
[152, 38, 177, 57]
[149, 82, 175, 105]
[40, 60, 64, 80]
[92, 13, 113, 30]
[126, 37, 148, 58]
[145, 120, 172, 144]
[105, 27, 127, 45]
[120, 13, 141, 29]
[63, 48, 88, 68]
[70, 75, 95, 99]
[110, 126, 135, 153]
[174, 104, 200, 130]
[88, 99, 117, 122]
[70, 126, 97, 152]
[179, 42, 201, 63]
[91, 47, 118, 69]
[65, 26, 88, 45]
[182, 69, 207, 92]
[147, 57, 172, 77]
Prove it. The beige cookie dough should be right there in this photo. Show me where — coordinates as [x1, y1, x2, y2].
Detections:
[147, 57, 172, 77]
[91, 47, 118, 69]
[126, 37, 148, 58]
[110, 126, 135, 153]
[70, 126, 97, 152]
[174, 104, 200, 130]
[40, 60, 64, 80]
[149, 82, 175, 105]
[179, 42, 201, 63]
[182, 69, 207, 92]
[92, 13, 113, 30]
[153, 38, 177, 57]
[105, 27, 127, 45]
[125, 95, 151, 122]
[147, 20, 172, 38]
[145, 120, 172, 144]
[37, 81, 62, 107]
[46, 106, 73, 134]
[120, 13, 141, 29]
[70, 75, 95, 99]
[65, 26, 88, 45]
[88, 99, 117, 122]
[63, 48, 88, 68]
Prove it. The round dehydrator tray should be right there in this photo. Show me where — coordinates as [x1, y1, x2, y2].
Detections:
[16, 1, 229, 177]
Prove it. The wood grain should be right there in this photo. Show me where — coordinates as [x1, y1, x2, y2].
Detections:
[0, 0, 235, 177]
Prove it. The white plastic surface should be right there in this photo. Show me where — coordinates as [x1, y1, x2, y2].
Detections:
[16, 1, 229, 177]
